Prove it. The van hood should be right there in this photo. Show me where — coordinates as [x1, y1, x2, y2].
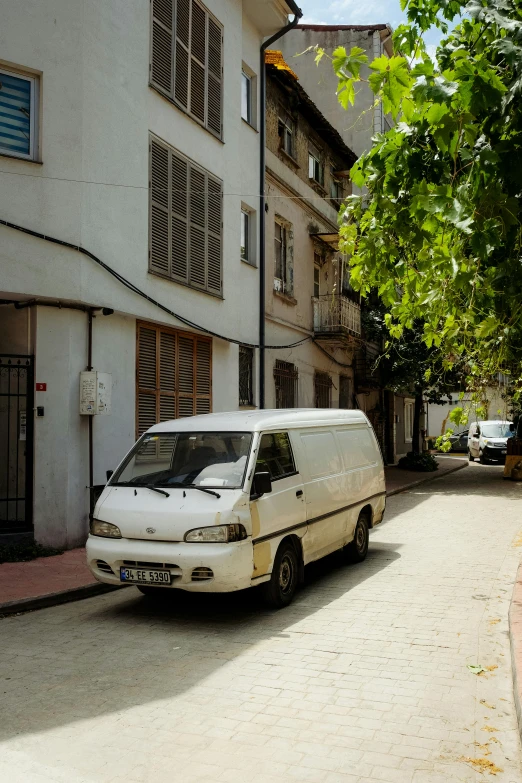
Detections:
[94, 486, 249, 542]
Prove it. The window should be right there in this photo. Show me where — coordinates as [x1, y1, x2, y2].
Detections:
[308, 146, 324, 186]
[0, 67, 39, 161]
[149, 135, 222, 296]
[315, 372, 332, 408]
[404, 400, 414, 442]
[150, 0, 223, 138]
[274, 219, 292, 294]
[241, 71, 251, 124]
[330, 171, 343, 202]
[313, 265, 320, 298]
[338, 258, 353, 298]
[256, 432, 296, 481]
[274, 360, 298, 408]
[239, 345, 254, 406]
[136, 322, 212, 438]
[278, 112, 294, 158]
[241, 209, 249, 262]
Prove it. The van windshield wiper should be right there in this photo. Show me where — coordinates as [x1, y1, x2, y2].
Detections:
[167, 482, 221, 499]
[111, 481, 170, 498]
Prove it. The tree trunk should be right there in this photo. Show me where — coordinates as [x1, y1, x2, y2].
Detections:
[412, 391, 423, 455]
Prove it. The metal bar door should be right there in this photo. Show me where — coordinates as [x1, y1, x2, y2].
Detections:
[0, 355, 34, 534]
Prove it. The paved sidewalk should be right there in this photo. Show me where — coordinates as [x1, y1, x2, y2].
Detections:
[0, 457, 468, 615]
[0, 548, 112, 614]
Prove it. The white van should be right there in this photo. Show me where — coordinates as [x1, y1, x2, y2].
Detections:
[86, 409, 386, 607]
[468, 420, 514, 464]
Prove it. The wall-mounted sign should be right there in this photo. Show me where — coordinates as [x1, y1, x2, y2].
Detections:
[19, 410, 27, 441]
[36, 383, 47, 391]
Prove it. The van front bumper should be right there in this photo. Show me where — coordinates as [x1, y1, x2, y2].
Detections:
[86, 535, 253, 592]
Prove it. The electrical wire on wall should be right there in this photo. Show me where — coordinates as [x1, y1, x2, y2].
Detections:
[0, 218, 310, 351]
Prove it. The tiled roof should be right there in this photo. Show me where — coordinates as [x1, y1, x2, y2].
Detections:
[264, 50, 298, 80]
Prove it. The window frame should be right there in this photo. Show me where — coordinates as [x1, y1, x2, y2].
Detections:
[274, 218, 292, 295]
[0, 66, 39, 162]
[278, 112, 295, 159]
[308, 151, 324, 186]
[314, 372, 332, 409]
[313, 264, 320, 298]
[241, 208, 250, 263]
[274, 360, 298, 409]
[241, 70, 252, 125]
[404, 400, 414, 442]
[256, 431, 297, 482]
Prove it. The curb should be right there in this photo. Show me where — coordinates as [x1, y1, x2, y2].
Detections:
[509, 560, 522, 743]
[385, 461, 468, 497]
[0, 582, 122, 617]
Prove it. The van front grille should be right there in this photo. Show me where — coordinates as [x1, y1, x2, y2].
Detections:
[96, 560, 114, 575]
[191, 567, 214, 582]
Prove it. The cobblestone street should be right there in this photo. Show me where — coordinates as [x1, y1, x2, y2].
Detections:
[1, 464, 522, 782]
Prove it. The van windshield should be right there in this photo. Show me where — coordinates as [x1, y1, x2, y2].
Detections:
[111, 431, 253, 489]
[481, 423, 513, 438]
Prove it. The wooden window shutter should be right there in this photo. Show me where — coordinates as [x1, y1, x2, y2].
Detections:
[150, 139, 170, 276]
[174, 0, 190, 108]
[207, 17, 223, 137]
[207, 175, 222, 294]
[171, 151, 188, 282]
[190, 0, 206, 123]
[150, 134, 222, 295]
[151, 0, 174, 95]
[136, 322, 212, 436]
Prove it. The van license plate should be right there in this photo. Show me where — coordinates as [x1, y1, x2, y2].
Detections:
[120, 567, 171, 585]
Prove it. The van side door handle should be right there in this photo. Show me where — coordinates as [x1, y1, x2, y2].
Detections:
[296, 490, 303, 497]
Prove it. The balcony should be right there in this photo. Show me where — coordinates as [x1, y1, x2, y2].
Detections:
[312, 295, 361, 342]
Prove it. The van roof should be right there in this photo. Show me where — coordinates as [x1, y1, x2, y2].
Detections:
[471, 420, 512, 425]
[149, 409, 370, 433]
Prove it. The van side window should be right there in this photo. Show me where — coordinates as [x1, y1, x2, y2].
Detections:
[256, 432, 296, 481]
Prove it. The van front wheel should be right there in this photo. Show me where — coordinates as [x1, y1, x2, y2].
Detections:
[261, 541, 299, 609]
[345, 513, 369, 564]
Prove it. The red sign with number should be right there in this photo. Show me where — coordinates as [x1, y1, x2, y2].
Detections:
[36, 383, 47, 391]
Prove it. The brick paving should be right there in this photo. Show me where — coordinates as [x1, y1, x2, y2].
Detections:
[0, 547, 95, 605]
[0, 458, 467, 611]
[0, 463, 521, 782]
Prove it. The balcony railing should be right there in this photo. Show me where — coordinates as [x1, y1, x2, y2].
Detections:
[312, 295, 361, 337]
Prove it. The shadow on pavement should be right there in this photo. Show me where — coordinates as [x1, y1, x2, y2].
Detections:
[0, 542, 401, 740]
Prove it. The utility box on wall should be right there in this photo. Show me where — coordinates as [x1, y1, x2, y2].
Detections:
[80, 371, 112, 415]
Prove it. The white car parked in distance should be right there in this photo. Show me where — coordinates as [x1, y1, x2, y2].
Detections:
[86, 409, 386, 608]
[468, 420, 514, 464]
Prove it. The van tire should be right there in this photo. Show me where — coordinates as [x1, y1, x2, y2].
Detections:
[345, 512, 370, 564]
[468, 451, 474, 462]
[261, 541, 299, 609]
[479, 450, 487, 464]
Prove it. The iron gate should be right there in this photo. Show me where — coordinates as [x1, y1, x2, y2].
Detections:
[0, 355, 34, 534]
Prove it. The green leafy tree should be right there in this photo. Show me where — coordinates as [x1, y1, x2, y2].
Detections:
[316, 0, 522, 423]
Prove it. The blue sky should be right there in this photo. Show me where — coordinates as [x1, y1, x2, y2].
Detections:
[298, 0, 443, 49]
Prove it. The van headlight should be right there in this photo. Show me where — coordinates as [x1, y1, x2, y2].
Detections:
[483, 438, 489, 444]
[91, 519, 122, 538]
[184, 524, 247, 543]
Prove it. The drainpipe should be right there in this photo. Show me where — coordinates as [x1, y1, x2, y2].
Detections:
[87, 309, 94, 500]
[259, 3, 302, 409]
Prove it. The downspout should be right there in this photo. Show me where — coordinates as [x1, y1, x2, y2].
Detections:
[259, 4, 302, 409]
[87, 309, 94, 502]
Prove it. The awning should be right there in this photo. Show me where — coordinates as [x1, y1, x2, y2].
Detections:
[310, 233, 339, 251]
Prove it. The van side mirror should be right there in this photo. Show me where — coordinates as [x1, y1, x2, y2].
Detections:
[251, 471, 272, 499]
[106, 470, 114, 482]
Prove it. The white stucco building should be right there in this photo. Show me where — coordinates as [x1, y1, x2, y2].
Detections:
[0, 0, 299, 548]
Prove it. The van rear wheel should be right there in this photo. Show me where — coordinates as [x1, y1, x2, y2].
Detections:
[345, 512, 369, 564]
[261, 541, 299, 609]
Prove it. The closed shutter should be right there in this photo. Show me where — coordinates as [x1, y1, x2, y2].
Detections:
[150, 135, 222, 296]
[150, 0, 222, 139]
[136, 322, 212, 437]
[151, 0, 173, 94]
[207, 17, 222, 137]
